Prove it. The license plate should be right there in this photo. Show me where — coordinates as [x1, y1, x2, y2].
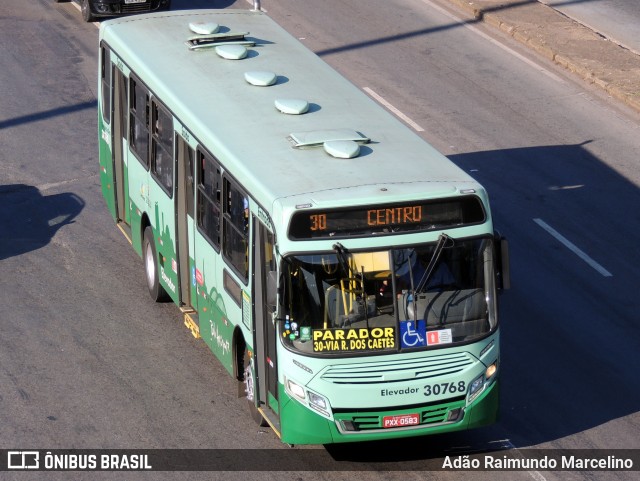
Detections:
[124, 0, 146, 4]
[382, 413, 420, 428]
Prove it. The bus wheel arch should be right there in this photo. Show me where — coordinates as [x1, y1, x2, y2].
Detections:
[142, 224, 169, 302]
[140, 213, 151, 250]
[234, 331, 268, 426]
[233, 329, 245, 383]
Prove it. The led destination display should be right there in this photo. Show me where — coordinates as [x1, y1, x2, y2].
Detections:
[289, 196, 485, 239]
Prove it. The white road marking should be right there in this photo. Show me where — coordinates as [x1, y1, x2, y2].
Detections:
[363, 87, 425, 132]
[533, 218, 613, 277]
[418, 0, 566, 84]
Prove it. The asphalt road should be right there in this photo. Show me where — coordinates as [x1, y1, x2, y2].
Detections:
[1, 0, 639, 480]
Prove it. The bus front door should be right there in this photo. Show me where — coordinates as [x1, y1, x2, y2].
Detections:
[253, 219, 279, 425]
[112, 66, 130, 226]
[175, 134, 195, 311]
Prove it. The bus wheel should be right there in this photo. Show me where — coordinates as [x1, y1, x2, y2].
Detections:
[143, 226, 168, 302]
[81, 0, 95, 22]
[243, 349, 269, 427]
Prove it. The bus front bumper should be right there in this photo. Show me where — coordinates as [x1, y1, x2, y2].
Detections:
[279, 378, 499, 445]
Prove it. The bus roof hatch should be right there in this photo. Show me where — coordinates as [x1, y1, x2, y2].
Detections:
[288, 129, 370, 148]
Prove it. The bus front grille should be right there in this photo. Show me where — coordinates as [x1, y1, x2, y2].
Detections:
[320, 352, 474, 385]
[335, 398, 465, 433]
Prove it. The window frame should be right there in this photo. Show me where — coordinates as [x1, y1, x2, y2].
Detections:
[129, 75, 150, 169]
[222, 175, 250, 283]
[100, 45, 111, 124]
[196, 148, 222, 251]
[150, 99, 174, 197]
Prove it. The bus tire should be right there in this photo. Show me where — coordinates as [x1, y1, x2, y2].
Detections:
[81, 0, 95, 22]
[243, 349, 269, 427]
[143, 226, 168, 302]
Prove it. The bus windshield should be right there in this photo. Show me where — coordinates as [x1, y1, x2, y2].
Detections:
[281, 237, 497, 355]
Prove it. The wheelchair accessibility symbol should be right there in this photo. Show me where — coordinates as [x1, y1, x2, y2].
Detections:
[400, 320, 427, 348]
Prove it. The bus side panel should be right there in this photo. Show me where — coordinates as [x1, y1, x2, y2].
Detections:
[193, 232, 235, 376]
[150, 185, 180, 304]
[279, 384, 334, 445]
[189, 216, 198, 309]
[98, 49, 117, 223]
[465, 378, 500, 429]
[129, 200, 143, 256]
[126, 153, 149, 257]
[98, 113, 117, 222]
[122, 160, 131, 226]
[174, 121, 199, 310]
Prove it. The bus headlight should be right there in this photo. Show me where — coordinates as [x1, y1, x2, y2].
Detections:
[286, 378, 306, 401]
[285, 377, 332, 419]
[468, 375, 484, 401]
[468, 362, 498, 403]
[308, 391, 329, 415]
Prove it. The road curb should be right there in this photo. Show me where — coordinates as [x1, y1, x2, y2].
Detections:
[444, 0, 640, 114]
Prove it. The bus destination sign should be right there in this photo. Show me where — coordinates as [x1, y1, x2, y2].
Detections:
[289, 196, 485, 240]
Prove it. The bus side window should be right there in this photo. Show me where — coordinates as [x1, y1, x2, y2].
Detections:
[222, 177, 249, 282]
[186, 144, 195, 218]
[150, 100, 174, 195]
[196, 149, 221, 249]
[129, 76, 150, 168]
[100, 45, 111, 124]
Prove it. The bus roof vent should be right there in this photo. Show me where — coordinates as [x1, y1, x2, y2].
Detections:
[275, 98, 309, 115]
[186, 32, 255, 51]
[289, 129, 370, 147]
[245, 71, 277, 86]
[215, 44, 249, 60]
[189, 21, 220, 35]
[323, 140, 361, 159]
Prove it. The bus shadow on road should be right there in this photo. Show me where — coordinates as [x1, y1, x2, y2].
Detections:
[448, 142, 640, 448]
[0, 184, 85, 261]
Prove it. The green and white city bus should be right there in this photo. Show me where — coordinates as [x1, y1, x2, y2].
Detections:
[98, 8, 510, 445]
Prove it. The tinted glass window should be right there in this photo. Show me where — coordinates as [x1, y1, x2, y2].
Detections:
[196, 150, 221, 248]
[151, 101, 173, 194]
[101, 46, 111, 124]
[129, 77, 149, 167]
[223, 177, 249, 282]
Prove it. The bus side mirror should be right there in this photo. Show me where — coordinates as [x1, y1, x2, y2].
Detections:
[267, 271, 278, 309]
[495, 234, 511, 290]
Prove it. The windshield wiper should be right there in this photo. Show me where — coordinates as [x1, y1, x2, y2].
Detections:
[416, 233, 453, 293]
[404, 233, 453, 324]
[332, 242, 352, 277]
